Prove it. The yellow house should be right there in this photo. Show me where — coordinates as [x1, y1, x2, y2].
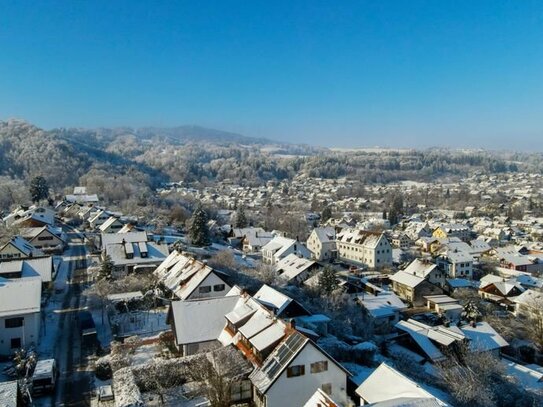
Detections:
[432, 226, 448, 239]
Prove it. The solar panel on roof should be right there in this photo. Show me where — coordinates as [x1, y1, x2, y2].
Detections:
[260, 332, 306, 380]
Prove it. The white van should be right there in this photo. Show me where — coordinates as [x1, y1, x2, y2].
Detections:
[32, 358, 58, 394]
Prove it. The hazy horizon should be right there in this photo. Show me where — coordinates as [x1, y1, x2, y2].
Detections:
[2, 1, 543, 150]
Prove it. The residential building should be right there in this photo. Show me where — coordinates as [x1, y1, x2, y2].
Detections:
[102, 232, 169, 276]
[0, 236, 44, 261]
[336, 229, 392, 269]
[0, 277, 42, 356]
[262, 236, 311, 265]
[432, 224, 471, 241]
[403, 258, 447, 288]
[275, 254, 318, 285]
[250, 331, 350, 407]
[356, 291, 407, 329]
[19, 225, 66, 253]
[390, 270, 443, 306]
[435, 250, 474, 279]
[154, 251, 231, 300]
[306, 227, 337, 261]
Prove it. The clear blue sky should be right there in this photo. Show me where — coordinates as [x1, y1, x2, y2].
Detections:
[1, 1, 543, 149]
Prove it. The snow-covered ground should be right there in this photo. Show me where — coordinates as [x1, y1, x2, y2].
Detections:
[110, 308, 169, 339]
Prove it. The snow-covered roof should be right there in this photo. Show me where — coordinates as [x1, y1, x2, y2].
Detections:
[249, 321, 286, 353]
[0, 276, 42, 317]
[0, 381, 18, 407]
[337, 228, 386, 249]
[390, 270, 425, 288]
[0, 256, 53, 282]
[303, 388, 342, 407]
[275, 254, 316, 282]
[403, 259, 437, 279]
[1, 236, 44, 257]
[356, 363, 447, 405]
[170, 295, 240, 345]
[101, 231, 148, 247]
[357, 292, 407, 318]
[511, 289, 543, 307]
[311, 227, 336, 243]
[99, 216, 122, 232]
[253, 284, 292, 315]
[461, 321, 508, 352]
[395, 320, 464, 362]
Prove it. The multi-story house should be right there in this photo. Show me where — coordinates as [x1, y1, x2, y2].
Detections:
[336, 229, 392, 269]
[306, 227, 337, 261]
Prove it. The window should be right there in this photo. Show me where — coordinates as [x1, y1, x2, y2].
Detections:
[37, 236, 54, 241]
[321, 383, 332, 395]
[310, 361, 328, 374]
[230, 380, 252, 401]
[213, 284, 225, 292]
[5, 317, 24, 328]
[198, 286, 211, 294]
[10, 338, 21, 349]
[286, 365, 305, 377]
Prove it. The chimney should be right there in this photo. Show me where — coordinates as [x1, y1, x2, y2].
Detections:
[287, 319, 296, 330]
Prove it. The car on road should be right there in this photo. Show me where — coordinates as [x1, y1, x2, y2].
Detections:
[31, 358, 58, 394]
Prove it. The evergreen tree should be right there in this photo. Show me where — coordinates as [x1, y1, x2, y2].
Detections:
[29, 176, 49, 203]
[461, 300, 482, 322]
[318, 266, 339, 295]
[321, 206, 332, 223]
[235, 206, 248, 228]
[189, 204, 211, 247]
[100, 254, 114, 279]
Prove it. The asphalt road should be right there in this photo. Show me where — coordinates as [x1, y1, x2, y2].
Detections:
[52, 231, 94, 406]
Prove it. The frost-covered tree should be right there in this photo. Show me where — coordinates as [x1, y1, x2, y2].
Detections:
[29, 175, 49, 203]
[318, 266, 339, 295]
[235, 206, 248, 228]
[189, 204, 211, 247]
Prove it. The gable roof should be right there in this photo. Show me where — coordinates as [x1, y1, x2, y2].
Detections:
[461, 321, 508, 352]
[99, 216, 123, 232]
[275, 254, 316, 282]
[390, 270, 425, 288]
[0, 256, 53, 282]
[0, 236, 44, 257]
[250, 331, 349, 395]
[0, 276, 42, 317]
[101, 231, 148, 247]
[337, 228, 386, 249]
[403, 259, 438, 279]
[356, 363, 447, 405]
[170, 295, 240, 345]
[311, 227, 336, 243]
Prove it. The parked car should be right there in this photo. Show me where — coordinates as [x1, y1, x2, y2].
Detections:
[31, 358, 58, 394]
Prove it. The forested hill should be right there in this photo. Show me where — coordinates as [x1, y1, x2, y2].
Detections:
[1, 119, 542, 197]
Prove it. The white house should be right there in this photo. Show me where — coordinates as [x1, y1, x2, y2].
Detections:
[436, 249, 474, 279]
[0, 277, 42, 356]
[306, 227, 337, 261]
[250, 331, 350, 407]
[336, 229, 392, 269]
[262, 236, 312, 265]
[403, 258, 447, 288]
